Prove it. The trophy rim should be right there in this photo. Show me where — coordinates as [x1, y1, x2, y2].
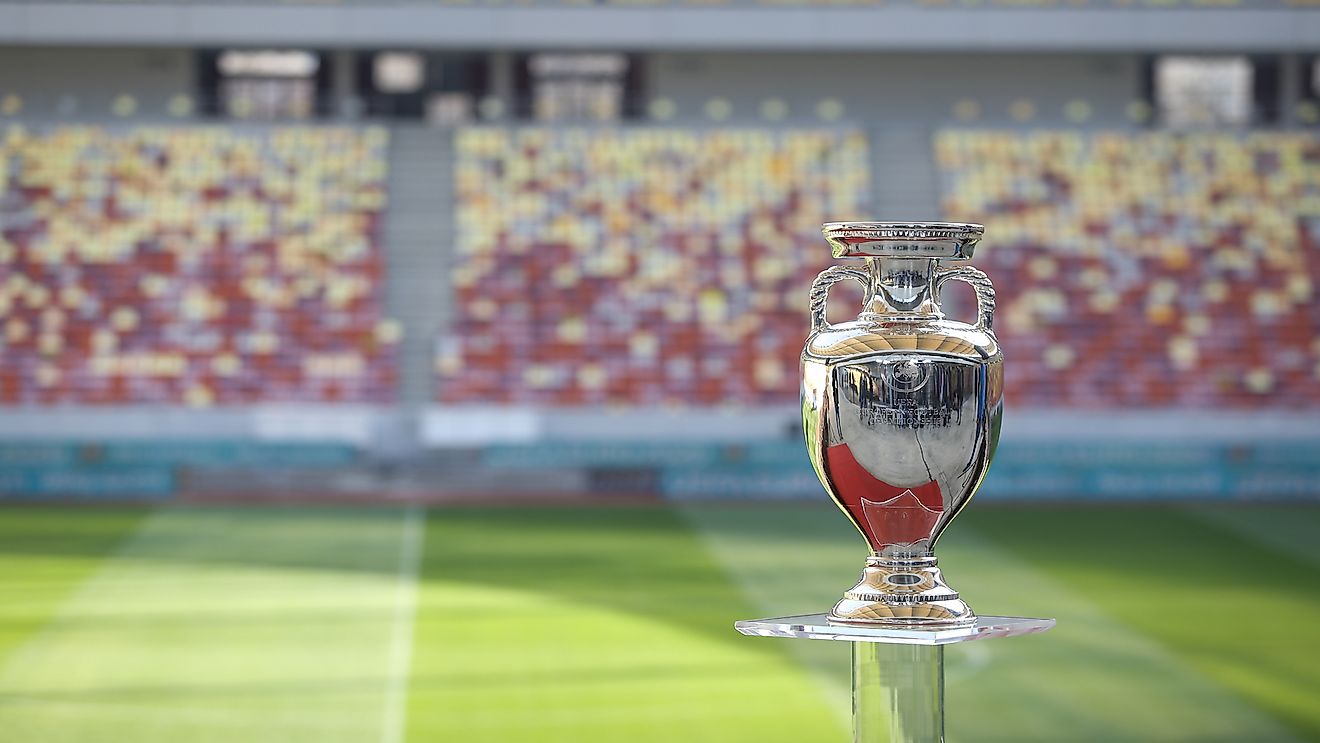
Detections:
[821, 221, 984, 238]
[822, 221, 984, 259]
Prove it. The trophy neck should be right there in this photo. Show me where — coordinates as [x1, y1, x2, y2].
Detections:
[868, 553, 936, 567]
[861, 257, 943, 320]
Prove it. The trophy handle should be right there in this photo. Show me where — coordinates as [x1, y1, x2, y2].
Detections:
[809, 266, 871, 333]
[934, 266, 997, 331]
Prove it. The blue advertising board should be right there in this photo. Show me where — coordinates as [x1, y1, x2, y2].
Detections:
[484, 440, 812, 470]
[0, 441, 356, 469]
[0, 466, 175, 500]
[656, 439, 1320, 501]
[0, 440, 357, 501]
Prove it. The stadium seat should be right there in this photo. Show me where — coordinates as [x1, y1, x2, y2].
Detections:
[0, 124, 398, 405]
[935, 129, 1320, 409]
[439, 127, 871, 405]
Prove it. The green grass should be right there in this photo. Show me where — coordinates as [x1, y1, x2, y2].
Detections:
[0, 507, 148, 660]
[0, 502, 1316, 742]
[407, 506, 842, 743]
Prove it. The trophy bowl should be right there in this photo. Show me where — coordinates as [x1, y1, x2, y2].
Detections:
[802, 222, 1002, 626]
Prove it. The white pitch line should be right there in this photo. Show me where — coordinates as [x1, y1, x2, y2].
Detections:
[380, 503, 424, 743]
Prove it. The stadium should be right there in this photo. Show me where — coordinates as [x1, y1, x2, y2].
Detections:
[1, 1, 1319, 741]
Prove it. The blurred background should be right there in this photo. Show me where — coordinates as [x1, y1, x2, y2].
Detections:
[0, 1, 1318, 741]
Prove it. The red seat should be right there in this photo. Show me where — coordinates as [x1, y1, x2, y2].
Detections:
[0, 124, 399, 405]
[438, 127, 872, 405]
[936, 129, 1320, 409]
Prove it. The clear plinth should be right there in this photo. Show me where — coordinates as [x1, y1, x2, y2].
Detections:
[856, 642, 944, 743]
[734, 613, 1054, 645]
[735, 614, 1054, 743]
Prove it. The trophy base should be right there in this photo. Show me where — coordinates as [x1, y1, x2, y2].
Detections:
[828, 558, 975, 627]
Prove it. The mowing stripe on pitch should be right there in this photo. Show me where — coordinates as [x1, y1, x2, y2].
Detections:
[680, 503, 1303, 743]
[944, 527, 1303, 743]
[675, 503, 854, 721]
[403, 505, 846, 743]
[0, 505, 422, 743]
[1187, 505, 1320, 569]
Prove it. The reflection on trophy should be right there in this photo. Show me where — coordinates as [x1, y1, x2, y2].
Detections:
[802, 222, 1001, 626]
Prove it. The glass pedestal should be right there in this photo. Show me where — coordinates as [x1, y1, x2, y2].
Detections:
[735, 614, 1054, 743]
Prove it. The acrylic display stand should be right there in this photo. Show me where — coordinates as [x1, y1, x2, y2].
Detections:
[735, 613, 1054, 743]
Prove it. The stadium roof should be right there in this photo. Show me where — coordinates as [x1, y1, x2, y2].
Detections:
[0, 1, 1317, 50]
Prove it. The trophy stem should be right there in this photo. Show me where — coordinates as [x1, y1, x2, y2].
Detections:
[830, 555, 975, 626]
[853, 641, 945, 743]
[860, 256, 943, 318]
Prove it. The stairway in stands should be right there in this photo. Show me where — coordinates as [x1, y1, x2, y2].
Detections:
[868, 125, 970, 318]
[383, 125, 453, 410]
[870, 126, 941, 220]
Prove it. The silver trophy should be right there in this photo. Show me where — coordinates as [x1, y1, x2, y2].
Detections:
[802, 222, 1001, 626]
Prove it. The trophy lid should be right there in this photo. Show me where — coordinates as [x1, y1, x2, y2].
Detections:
[822, 222, 984, 260]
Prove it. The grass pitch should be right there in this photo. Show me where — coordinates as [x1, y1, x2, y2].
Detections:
[0, 502, 1316, 742]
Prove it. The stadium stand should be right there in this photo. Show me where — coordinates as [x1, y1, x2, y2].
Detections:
[0, 124, 398, 405]
[439, 127, 870, 405]
[936, 129, 1320, 409]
